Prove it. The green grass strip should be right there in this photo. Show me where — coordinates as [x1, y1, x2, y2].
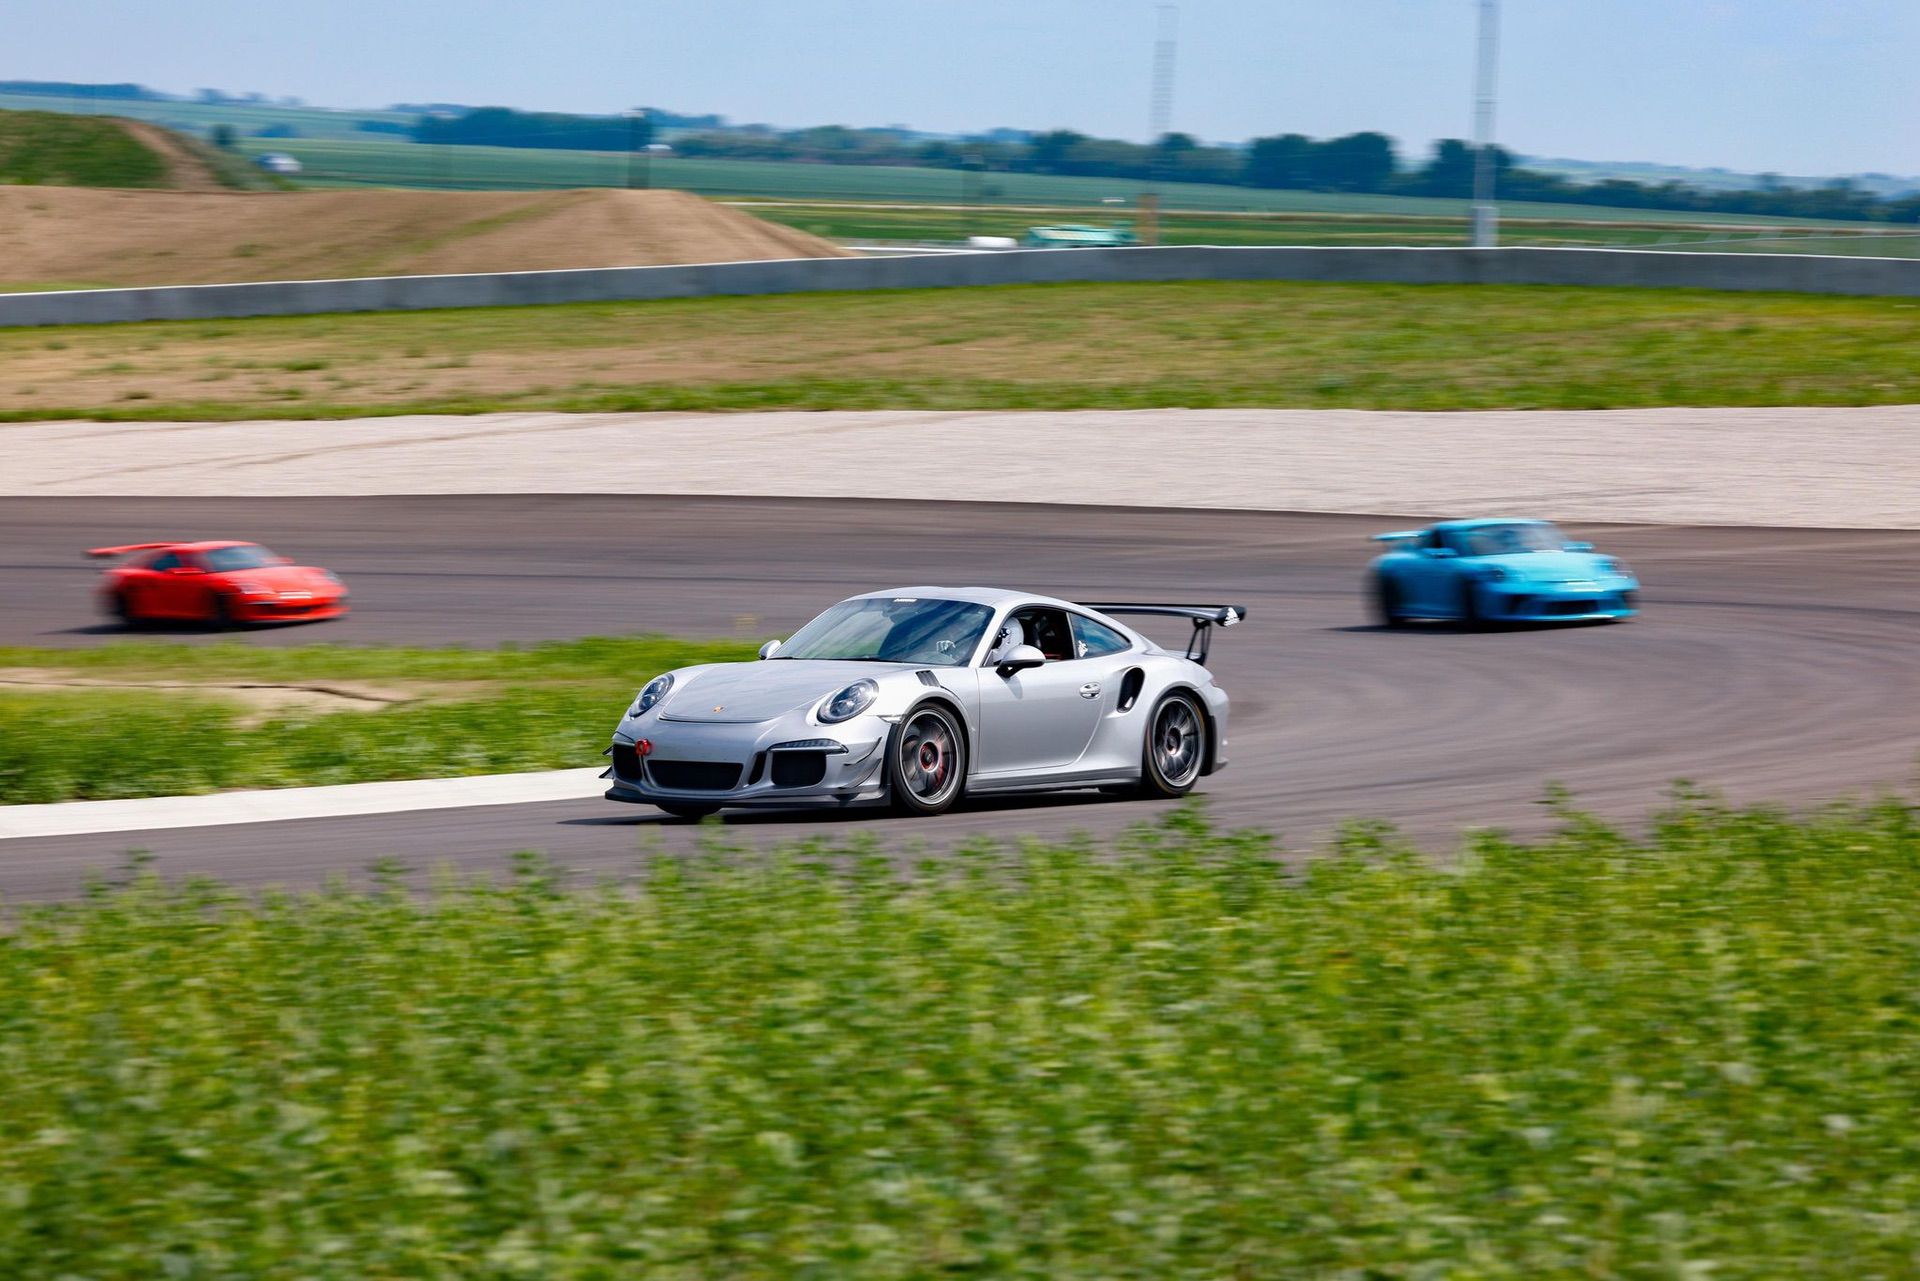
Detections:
[1, 800, 1918, 1276]
[0, 635, 752, 803]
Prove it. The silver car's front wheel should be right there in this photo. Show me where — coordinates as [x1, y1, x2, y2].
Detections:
[1139, 692, 1204, 797]
[889, 704, 966, 815]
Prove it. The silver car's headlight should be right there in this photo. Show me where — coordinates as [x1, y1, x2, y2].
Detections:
[818, 679, 878, 724]
[630, 673, 674, 718]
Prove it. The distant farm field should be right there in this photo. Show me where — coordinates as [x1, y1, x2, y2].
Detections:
[5, 281, 1919, 421]
[742, 202, 1919, 255]
[240, 136, 1874, 227]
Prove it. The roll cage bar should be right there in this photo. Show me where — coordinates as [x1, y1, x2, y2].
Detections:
[1080, 602, 1247, 665]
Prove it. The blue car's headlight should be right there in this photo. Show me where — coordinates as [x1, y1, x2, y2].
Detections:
[818, 679, 878, 724]
[629, 673, 674, 718]
[1603, 558, 1632, 577]
[1475, 566, 1509, 582]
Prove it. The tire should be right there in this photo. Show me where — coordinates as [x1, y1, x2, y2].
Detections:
[1137, 691, 1206, 798]
[1371, 573, 1407, 628]
[888, 702, 967, 815]
[656, 802, 721, 820]
[109, 590, 139, 629]
[208, 592, 238, 631]
[1456, 580, 1485, 632]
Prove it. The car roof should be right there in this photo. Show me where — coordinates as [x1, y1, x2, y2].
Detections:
[848, 586, 1085, 611]
[167, 541, 258, 553]
[1429, 518, 1549, 532]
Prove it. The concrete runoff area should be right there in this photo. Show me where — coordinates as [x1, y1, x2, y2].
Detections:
[3, 245, 1919, 327]
[0, 769, 606, 840]
[2, 496, 1918, 897]
[5, 406, 1920, 528]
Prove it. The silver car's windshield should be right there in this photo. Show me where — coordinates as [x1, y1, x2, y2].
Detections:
[775, 597, 993, 667]
[1461, 524, 1566, 557]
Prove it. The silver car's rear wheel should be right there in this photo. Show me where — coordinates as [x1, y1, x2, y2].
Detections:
[1139, 692, 1204, 797]
[889, 704, 966, 815]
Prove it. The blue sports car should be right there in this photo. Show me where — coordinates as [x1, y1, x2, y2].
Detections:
[1368, 519, 1640, 627]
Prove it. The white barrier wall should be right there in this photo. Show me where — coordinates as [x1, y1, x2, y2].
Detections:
[2, 246, 1917, 327]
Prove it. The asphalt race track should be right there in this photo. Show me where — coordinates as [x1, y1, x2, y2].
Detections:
[4, 495, 1919, 897]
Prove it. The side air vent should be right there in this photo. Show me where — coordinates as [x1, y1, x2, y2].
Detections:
[916, 670, 939, 687]
[1116, 667, 1147, 713]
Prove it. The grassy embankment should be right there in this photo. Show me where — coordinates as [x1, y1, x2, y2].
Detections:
[2, 801, 1918, 1276]
[4, 281, 1919, 421]
[0, 636, 751, 804]
[0, 109, 169, 187]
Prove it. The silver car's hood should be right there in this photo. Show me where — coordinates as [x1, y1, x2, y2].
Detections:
[658, 660, 906, 723]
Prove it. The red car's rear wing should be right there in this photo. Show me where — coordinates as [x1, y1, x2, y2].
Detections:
[85, 543, 177, 558]
[1081, 602, 1247, 665]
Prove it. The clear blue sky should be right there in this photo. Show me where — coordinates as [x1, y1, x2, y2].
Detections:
[19, 1, 1918, 176]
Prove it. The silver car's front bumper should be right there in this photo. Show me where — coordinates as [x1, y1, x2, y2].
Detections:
[605, 715, 891, 809]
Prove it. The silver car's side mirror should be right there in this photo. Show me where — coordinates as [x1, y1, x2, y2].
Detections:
[757, 638, 782, 660]
[996, 644, 1046, 676]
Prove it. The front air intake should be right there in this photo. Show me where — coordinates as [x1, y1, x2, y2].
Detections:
[645, 760, 742, 791]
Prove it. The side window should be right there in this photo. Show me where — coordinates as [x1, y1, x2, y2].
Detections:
[1070, 614, 1130, 659]
[1439, 530, 1470, 555]
[147, 552, 180, 573]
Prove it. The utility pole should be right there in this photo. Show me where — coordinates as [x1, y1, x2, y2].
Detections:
[627, 109, 650, 189]
[1141, 3, 1179, 247]
[1471, 0, 1502, 247]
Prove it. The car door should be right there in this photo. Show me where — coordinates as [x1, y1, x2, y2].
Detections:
[1404, 531, 1467, 615]
[974, 606, 1107, 777]
[131, 551, 190, 618]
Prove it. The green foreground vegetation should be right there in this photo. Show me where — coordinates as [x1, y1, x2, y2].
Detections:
[2, 802, 1918, 1277]
[8, 282, 1920, 422]
[0, 637, 751, 804]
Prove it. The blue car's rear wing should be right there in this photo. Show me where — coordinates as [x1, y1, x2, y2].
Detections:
[1371, 530, 1423, 544]
[1081, 602, 1246, 665]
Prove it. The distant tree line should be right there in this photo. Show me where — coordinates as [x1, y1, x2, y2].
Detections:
[666, 122, 1920, 223]
[407, 106, 720, 150]
[0, 81, 163, 101]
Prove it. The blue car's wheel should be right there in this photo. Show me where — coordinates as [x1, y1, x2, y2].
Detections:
[1371, 574, 1407, 628]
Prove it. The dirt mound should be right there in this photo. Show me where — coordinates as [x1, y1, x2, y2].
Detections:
[0, 187, 848, 289]
[113, 120, 231, 192]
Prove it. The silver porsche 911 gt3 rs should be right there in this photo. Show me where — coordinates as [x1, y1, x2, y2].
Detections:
[604, 587, 1243, 819]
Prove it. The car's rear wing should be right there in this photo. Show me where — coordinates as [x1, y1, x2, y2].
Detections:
[1371, 530, 1423, 544]
[1081, 602, 1247, 665]
[85, 542, 176, 558]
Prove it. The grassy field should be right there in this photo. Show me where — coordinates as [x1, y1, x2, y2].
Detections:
[0, 109, 169, 187]
[2, 800, 1918, 1276]
[744, 201, 1920, 254]
[0, 636, 751, 803]
[5, 281, 1919, 422]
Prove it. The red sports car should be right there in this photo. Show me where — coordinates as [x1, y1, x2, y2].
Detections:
[89, 541, 349, 628]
